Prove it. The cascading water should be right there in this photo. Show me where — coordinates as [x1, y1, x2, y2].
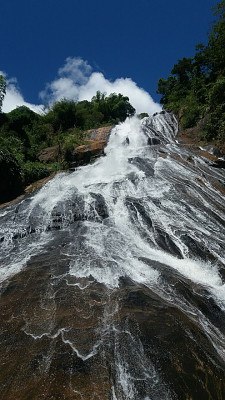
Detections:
[0, 112, 225, 399]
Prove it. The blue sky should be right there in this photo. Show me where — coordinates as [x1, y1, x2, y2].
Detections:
[1, 0, 219, 114]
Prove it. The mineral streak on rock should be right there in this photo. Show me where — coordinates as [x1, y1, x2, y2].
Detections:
[0, 254, 224, 399]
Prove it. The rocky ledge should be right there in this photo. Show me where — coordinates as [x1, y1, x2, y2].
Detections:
[70, 126, 114, 167]
[37, 126, 114, 168]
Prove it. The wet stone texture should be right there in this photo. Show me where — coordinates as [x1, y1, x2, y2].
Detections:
[0, 252, 111, 400]
[0, 113, 225, 399]
[0, 246, 224, 400]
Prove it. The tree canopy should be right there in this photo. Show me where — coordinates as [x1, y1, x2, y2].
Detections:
[157, 0, 225, 141]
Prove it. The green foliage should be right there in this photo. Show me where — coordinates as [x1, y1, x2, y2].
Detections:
[6, 106, 39, 149]
[22, 161, 50, 186]
[157, 1, 225, 141]
[157, 76, 177, 105]
[205, 103, 225, 141]
[43, 92, 135, 132]
[44, 99, 77, 131]
[138, 113, 149, 119]
[208, 76, 225, 106]
[0, 112, 8, 128]
[27, 121, 55, 153]
[7, 106, 38, 132]
[47, 161, 67, 172]
[180, 93, 203, 129]
[92, 91, 135, 123]
[171, 57, 195, 87]
[0, 148, 23, 202]
[0, 75, 6, 112]
[206, 1, 225, 79]
[61, 129, 85, 161]
[0, 134, 25, 164]
[201, 77, 225, 140]
[76, 100, 104, 129]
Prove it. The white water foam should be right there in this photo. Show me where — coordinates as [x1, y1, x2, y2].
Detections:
[0, 113, 224, 311]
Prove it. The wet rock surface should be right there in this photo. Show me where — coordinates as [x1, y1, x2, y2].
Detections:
[0, 250, 224, 400]
[0, 113, 225, 399]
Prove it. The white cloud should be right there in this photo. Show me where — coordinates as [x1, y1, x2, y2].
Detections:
[79, 72, 161, 115]
[40, 57, 161, 115]
[1, 58, 161, 115]
[39, 57, 92, 103]
[40, 77, 79, 102]
[58, 57, 92, 84]
[0, 70, 44, 114]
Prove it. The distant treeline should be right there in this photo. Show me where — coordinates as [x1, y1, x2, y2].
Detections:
[157, 0, 225, 142]
[0, 91, 135, 202]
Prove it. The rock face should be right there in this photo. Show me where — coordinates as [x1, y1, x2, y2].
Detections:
[70, 126, 114, 167]
[0, 113, 225, 399]
[38, 145, 61, 163]
[0, 249, 224, 400]
[177, 117, 225, 159]
[37, 126, 114, 167]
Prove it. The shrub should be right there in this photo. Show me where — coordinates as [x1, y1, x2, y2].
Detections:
[138, 113, 149, 119]
[22, 161, 50, 186]
[0, 149, 23, 202]
[180, 93, 203, 129]
[61, 130, 85, 161]
[205, 103, 225, 141]
[44, 99, 77, 131]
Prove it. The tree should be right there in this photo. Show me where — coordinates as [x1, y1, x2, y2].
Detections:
[0, 75, 6, 112]
[171, 57, 194, 86]
[91, 91, 135, 122]
[194, 1, 225, 80]
[7, 106, 37, 130]
[207, 0, 225, 79]
[45, 99, 77, 131]
[156, 1, 225, 138]
[156, 76, 177, 105]
[0, 148, 23, 202]
[7, 106, 38, 146]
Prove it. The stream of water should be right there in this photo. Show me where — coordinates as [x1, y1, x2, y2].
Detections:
[0, 112, 224, 399]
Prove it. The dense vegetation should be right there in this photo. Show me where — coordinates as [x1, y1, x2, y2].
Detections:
[157, 0, 225, 142]
[0, 90, 135, 202]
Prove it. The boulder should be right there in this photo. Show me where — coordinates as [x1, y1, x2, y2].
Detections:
[37, 145, 60, 163]
[70, 126, 113, 167]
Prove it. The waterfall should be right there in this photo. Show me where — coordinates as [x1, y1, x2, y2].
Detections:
[0, 112, 225, 400]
